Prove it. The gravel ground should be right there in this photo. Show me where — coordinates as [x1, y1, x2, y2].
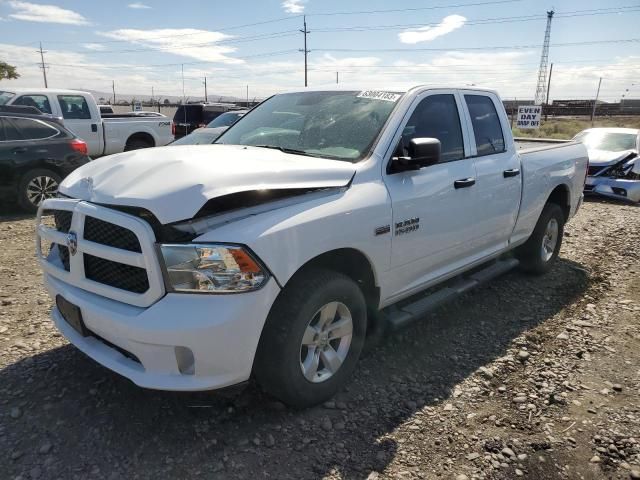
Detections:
[0, 200, 638, 480]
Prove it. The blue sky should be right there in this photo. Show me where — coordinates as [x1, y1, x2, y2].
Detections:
[0, 0, 638, 101]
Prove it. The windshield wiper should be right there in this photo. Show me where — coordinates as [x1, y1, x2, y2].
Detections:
[254, 145, 318, 157]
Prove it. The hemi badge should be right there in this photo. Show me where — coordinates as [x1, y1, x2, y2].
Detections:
[374, 225, 391, 236]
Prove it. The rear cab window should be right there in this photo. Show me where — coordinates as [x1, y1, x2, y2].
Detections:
[57, 95, 92, 120]
[464, 94, 506, 156]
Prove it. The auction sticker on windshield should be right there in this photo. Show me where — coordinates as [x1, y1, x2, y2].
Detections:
[357, 91, 402, 102]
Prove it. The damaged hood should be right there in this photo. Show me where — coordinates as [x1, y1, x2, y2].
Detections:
[60, 144, 357, 224]
[587, 148, 637, 167]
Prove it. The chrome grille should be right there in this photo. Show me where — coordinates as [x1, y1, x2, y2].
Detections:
[84, 216, 142, 253]
[36, 199, 164, 308]
[84, 254, 149, 293]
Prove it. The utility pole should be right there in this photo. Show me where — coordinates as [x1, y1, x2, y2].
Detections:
[299, 15, 310, 87]
[336, 72, 339, 84]
[590, 77, 602, 124]
[534, 11, 554, 105]
[246, 85, 249, 106]
[203, 77, 208, 102]
[112, 80, 116, 104]
[38, 42, 48, 88]
[544, 63, 553, 120]
[181, 64, 185, 104]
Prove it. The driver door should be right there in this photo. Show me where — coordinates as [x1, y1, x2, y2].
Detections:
[383, 90, 479, 302]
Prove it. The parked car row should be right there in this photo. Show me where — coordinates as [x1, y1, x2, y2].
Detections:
[1, 85, 637, 215]
[0, 106, 90, 211]
[0, 88, 174, 157]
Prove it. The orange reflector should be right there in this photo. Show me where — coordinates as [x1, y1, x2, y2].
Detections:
[229, 249, 262, 274]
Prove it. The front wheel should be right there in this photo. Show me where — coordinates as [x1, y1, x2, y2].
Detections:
[253, 269, 367, 408]
[516, 202, 565, 275]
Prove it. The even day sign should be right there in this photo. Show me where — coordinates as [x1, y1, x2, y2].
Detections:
[516, 106, 542, 129]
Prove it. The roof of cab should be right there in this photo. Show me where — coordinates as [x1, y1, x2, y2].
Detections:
[278, 85, 500, 96]
[0, 87, 93, 96]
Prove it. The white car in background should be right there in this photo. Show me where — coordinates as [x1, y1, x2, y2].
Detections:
[573, 127, 640, 203]
[1, 88, 174, 157]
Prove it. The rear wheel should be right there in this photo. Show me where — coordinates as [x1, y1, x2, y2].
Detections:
[516, 202, 565, 274]
[17, 169, 61, 213]
[254, 269, 367, 408]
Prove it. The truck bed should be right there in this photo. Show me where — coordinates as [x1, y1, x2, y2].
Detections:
[514, 137, 571, 152]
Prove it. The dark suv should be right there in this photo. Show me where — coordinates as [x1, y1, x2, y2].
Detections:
[0, 106, 90, 212]
[172, 103, 242, 138]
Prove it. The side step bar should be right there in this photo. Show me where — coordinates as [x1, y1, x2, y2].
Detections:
[383, 258, 519, 330]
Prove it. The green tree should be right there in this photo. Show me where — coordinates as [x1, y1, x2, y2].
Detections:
[0, 61, 20, 80]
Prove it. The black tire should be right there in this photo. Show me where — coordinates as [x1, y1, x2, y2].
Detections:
[253, 268, 367, 408]
[516, 202, 565, 275]
[124, 137, 152, 151]
[17, 169, 61, 213]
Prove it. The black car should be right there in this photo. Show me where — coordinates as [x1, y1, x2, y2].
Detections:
[172, 103, 241, 138]
[0, 107, 90, 212]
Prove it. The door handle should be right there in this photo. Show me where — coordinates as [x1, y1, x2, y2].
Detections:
[91, 123, 98, 133]
[454, 178, 476, 189]
[503, 168, 520, 178]
[12, 147, 27, 154]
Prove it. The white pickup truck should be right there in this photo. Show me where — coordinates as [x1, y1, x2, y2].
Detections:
[36, 87, 588, 407]
[0, 88, 173, 157]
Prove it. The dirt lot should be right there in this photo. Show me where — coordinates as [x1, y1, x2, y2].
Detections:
[0, 200, 638, 480]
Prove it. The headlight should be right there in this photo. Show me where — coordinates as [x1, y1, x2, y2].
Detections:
[159, 244, 268, 293]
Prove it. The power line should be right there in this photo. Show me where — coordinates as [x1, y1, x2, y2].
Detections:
[307, 0, 523, 16]
[314, 38, 640, 53]
[313, 7, 640, 32]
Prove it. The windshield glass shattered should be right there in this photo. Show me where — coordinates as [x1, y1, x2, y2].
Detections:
[573, 131, 637, 152]
[216, 90, 403, 162]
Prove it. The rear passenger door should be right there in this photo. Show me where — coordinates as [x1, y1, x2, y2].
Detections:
[460, 92, 522, 256]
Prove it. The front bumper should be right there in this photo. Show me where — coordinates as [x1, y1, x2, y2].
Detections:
[584, 176, 640, 203]
[45, 273, 281, 391]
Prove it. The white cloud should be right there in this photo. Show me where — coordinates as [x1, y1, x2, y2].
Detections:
[83, 43, 106, 51]
[399, 15, 466, 44]
[98, 28, 243, 64]
[7, 1, 90, 25]
[282, 0, 305, 14]
[128, 2, 152, 9]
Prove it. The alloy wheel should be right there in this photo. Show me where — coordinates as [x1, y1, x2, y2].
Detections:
[300, 301, 353, 383]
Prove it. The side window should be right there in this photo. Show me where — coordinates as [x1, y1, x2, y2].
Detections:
[6, 118, 58, 140]
[13, 95, 52, 114]
[57, 95, 91, 120]
[464, 95, 505, 156]
[2, 118, 24, 141]
[400, 94, 464, 162]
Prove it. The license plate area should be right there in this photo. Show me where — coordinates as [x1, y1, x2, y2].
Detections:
[56, 295, 89, 337]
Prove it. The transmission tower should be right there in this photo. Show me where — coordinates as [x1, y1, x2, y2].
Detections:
[534, 10, 554, 105]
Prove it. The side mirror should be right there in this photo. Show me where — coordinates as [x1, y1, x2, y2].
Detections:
[392, 138, 441, 171]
